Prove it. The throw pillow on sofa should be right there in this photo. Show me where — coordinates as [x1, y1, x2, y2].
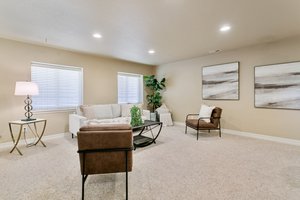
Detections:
[110, 104, 121, 118]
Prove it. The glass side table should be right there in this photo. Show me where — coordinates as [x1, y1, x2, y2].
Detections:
[8, 119, 47, 155]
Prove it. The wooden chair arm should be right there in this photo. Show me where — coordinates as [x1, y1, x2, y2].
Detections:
[186, 114, 198, 120]
[197, 116, 220, 122]
[198, 117, 211, 119]
[186, 114, 221, 125]
[196, 117, 212, 127]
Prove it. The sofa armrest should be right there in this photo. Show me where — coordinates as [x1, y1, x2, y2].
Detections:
[69, 114, 87, 136]
[142, 109, 151, 120]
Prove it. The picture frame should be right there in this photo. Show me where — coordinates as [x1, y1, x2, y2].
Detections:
[202, 62, 239, 100]
[254, 61, 300, 110]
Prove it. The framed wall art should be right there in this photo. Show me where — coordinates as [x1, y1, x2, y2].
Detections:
[202, 62, 239, 100]
[254, 61, 300, 110]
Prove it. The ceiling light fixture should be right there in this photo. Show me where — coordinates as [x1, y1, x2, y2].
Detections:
[220, 25, 231, 32]
[148, 49, 155, 54]
[93, 33, 102, 38]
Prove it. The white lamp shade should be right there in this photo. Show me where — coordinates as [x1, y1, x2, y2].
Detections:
[15, 81, 39, 96]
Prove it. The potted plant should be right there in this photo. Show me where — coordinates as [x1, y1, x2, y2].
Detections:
[130, 105, 143, 127]
[144, 75, 166, 120]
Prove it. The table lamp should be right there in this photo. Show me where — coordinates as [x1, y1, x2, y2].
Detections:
[15, 81, 39, 121]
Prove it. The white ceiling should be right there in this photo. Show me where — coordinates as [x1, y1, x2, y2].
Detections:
[1, 0, 300, 65]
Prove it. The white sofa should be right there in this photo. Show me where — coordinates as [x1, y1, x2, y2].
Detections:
[69, 104, 150, 136]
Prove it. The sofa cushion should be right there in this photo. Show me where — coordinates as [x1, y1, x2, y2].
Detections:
[83, 117, 129, 126]
[110, 104, 121, 118]
[82, 104, 113, 120]
[82, 115, 148, 126]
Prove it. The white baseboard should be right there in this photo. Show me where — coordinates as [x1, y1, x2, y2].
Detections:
[174, 122, 185, 126]
[0, 132, 66, 149]
[174, 121, 300, 146]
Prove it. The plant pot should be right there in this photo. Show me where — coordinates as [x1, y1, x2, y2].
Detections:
[150, 112, 157, 121]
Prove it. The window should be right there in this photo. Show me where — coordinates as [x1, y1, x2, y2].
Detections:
[31, 62, 83, 111]
[118, 72, 143, 104]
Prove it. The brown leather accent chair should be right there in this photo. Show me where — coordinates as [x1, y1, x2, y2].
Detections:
[77, 124, 133, 200]
[185, 107, 222, 140]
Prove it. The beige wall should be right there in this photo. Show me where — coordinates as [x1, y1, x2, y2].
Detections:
[157, 36, 300, 140]
[0, 38, 154, 143]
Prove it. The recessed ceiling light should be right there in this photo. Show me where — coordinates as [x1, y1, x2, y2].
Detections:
[93, 33, 102, 38]
[148, 49, 155, 54]
[220, 25, 231, 32]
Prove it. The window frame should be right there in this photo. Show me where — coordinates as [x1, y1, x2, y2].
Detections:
[117, 72, 143, 104]
[31, 61, 83, 112]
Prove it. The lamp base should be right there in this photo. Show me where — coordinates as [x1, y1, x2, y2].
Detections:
[22, 95, 35, 122]
[21, 118, 36, 121]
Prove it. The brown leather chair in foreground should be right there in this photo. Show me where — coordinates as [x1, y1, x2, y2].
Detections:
[77, 124, 133, 200]
[185, 107, 222, 140]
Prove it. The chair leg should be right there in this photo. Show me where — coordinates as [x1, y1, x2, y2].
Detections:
[81, 174, 88, 200]
[197, 130, 199, 140]
[82, 153, 85, 200]
[126, 170, 128, 200]
[81, 153, 88, 200]
[125, 151, 128, 200]
[82, 175, 85, 200]
[185, 125, 187, 134]
[219, 122, 222, 137]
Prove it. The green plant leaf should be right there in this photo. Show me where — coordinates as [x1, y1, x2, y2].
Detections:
[144, 75, 166, 112]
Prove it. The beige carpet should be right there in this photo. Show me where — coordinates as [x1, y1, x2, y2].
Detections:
[0, 126, 300, 200]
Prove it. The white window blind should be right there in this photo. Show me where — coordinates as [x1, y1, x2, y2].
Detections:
[118, 72, 143, 104]
[31, 62, 83, 111]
